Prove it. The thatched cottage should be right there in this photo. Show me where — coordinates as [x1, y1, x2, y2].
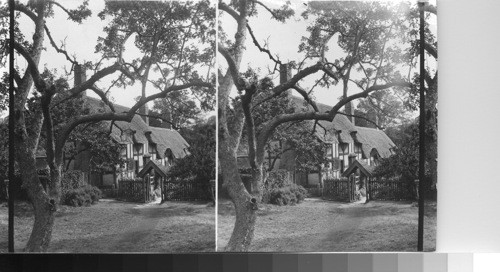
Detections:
[64, 66, 189, 188]
[237, 64, 395, 188]
[66, 96, 190, 188]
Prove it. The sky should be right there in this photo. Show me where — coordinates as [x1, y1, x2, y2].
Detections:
[5, 0, 436, 119]
[6, 0, 216, 118]
[220, 0, 437, 114]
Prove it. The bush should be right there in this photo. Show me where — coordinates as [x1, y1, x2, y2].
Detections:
[261, 170, 293, 204]
[269, 184, 307, 206]
[62, 185, 102, 207]
[61, 170, 87, 195]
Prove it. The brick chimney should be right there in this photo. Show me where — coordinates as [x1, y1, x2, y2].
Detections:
[161, 110, 172, 129]
[344, 101, 355, 125]
[74, 63, 87, 96]
[139, 103, 149, 125]
[280, 63, 292, 85]
[279, 63, 293, 99]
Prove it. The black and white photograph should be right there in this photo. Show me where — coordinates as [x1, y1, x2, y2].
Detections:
[0, 0, 216, 252]
[217, 0, 437, 252]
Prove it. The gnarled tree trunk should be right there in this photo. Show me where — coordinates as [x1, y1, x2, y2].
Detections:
[219, 137, 259, 251]
[16, 138, 60, 252]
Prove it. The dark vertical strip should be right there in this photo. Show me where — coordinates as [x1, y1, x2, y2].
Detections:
[417, 0, 426, 252]
[8, 0, 15, 253]
[248, 253, 272, 272]
[298, 254, 322, 272]
[322, 254, 348, 272]
[273, 254, 298, 272]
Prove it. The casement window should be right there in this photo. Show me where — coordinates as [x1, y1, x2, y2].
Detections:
[120, 144, 127, 158]
[339, 143, 349, 155]
[325, 144, 333, 159]
[133, 143, 143, 156]
[354, 143, 362, 154]
[149, 143, 157, 154]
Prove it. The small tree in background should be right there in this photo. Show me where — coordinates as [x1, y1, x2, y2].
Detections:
[167, 117, 215, 201]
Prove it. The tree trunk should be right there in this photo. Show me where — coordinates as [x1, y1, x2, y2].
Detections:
[220, 143, 258, 251]
[16, 144, 59, 252]
[25, 195, 56, 252]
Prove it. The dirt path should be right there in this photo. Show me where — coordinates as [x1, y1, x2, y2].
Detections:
[111, 200, 164, 252]
[217, 198, 436, 252]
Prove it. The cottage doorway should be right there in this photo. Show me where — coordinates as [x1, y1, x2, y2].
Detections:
[341, 160, 374, 203]
[137, 160, 169, 203]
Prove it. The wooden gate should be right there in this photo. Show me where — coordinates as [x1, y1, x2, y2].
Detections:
[348, 176, 356, 202]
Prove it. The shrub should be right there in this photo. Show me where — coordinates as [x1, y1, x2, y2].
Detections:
[62, 185, 102, 207]
[61, 170, 87, 193]
[264, 170, 291, 191]
[269, 184, 307, 206]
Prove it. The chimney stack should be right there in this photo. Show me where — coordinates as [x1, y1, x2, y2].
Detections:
[74, 64, 87, 96]
[139, 103, 149, 125]
[280, 63, 292, 85]
[162, 110, 172, 129]
[344, 101, 355, 125]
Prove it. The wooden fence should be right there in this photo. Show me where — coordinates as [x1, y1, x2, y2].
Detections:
[118, 178, 150, 203]
[322, 178, 352, 202]
[368, 179, 413, 201]
[163, 181, 212, 202]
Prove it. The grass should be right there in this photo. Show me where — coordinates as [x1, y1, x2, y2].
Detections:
[0, 199, 215, 252]
[217, 197, 436, 252]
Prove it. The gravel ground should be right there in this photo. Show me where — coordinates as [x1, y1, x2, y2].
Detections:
[217, 198, 436, 252]
[0, 199, 215, 253]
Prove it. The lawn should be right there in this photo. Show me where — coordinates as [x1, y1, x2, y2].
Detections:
[0, 199, 215, 252]
[217, 198, 436, 252]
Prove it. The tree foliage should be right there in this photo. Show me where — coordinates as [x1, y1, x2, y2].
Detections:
[149, 91, 202, 129]
[167, 117, 215, 183]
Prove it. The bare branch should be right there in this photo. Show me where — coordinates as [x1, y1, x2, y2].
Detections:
[88, 85, 115, 112]
[253, 62, 323, 109]
[336, 112, 384, 130]
[246, 24, 281, 66]
[291, 85, 319, 112]
[133, 112, 179, 130]
[44, 25, 77, 65]
[52, 63, 122, 108]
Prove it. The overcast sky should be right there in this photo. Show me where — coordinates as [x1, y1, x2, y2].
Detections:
[220, 0, 437, 112]
[7, 0, 435, 117]
[9, 0, 216, 117]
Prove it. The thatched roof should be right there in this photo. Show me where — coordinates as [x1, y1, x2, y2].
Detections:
[351, 126, 395, 159]
[147, 127, 189, 159]
[288, 95, 394, 158]
[84, 96, 189, 159]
